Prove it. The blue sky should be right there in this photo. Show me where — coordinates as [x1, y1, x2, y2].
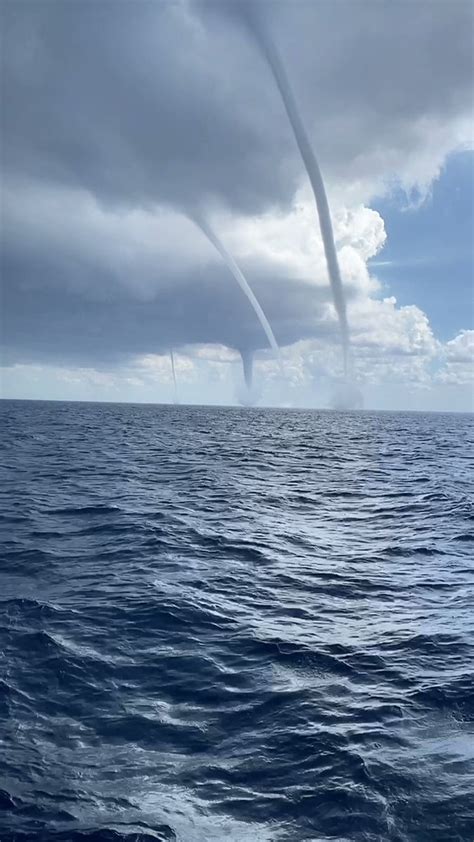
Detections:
[371, 151, 473, 343]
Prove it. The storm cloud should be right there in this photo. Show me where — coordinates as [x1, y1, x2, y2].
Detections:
[1, 0, 472, 368]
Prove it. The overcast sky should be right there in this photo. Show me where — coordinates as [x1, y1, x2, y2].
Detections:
[1, 0, 473, 410]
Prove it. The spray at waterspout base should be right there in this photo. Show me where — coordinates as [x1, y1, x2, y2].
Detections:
[238, 349, 260, 406]
[330, 381, 364, 410]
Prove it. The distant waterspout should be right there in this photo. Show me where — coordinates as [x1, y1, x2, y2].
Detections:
[169, 348, 178, 404]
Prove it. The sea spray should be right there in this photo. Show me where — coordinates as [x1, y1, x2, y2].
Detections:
[238, 349, 258, 405]
[330, 381, 364, 411]
[241, 349, 254, 391]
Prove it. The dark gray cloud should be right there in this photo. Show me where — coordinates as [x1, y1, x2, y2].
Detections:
[2, 238, 333, 366]
[3, 0, 472, 213]
[1, 0, 472, 366]
[2, 0, 299, 214]
[1, 178, 336, 364]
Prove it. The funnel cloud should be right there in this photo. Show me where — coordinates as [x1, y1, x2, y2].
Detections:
[190, 210, 282, 388]
[248, 9, 350, 376]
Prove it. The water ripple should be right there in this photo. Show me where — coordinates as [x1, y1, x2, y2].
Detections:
[1, 400, 473, 841]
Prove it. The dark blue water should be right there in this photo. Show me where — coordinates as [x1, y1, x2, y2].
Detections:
[1, 400, 473, 842]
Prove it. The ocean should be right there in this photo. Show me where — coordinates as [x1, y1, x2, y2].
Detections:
[1, 399, 473, 842]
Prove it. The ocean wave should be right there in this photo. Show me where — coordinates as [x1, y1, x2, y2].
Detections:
[1, 401, 473, 841]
